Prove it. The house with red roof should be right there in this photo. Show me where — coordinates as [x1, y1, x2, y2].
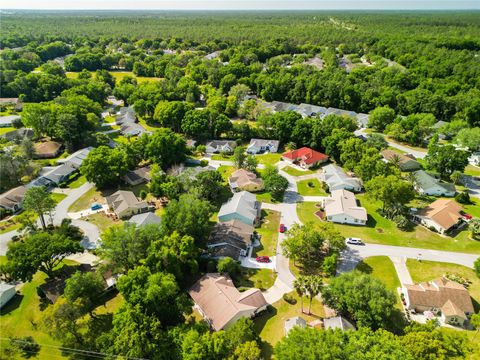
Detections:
[282, 147, 329, 169]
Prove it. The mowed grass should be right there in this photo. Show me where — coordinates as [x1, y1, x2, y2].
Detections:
[235, 268, 276, 292]
[68, 187, 105, 212]
[217, 165, 235, 183]
[308, 194, 480, 254]
[255, 210, 280, 257]
[464, 165, 480, 177]
[297, 202, 322, 224]
[356, 256, 402, 307]
[0, 126, 16, 135]
[254, 292, 325, 359]
[406, 259, 480, 311]
[67, 175, 87, 189]
[282, 166, 315, 177]
[82, 212, 122, 234]
[296, 178, 327, 196]
[50, 192, 67, 204]
[463, 197, 480, 218]
[211, 153, 234, 161]
[65, 71, 161, 83]
[256, 153, 282, 166]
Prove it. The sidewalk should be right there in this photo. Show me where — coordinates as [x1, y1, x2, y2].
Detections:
[390, 256, 413, 285]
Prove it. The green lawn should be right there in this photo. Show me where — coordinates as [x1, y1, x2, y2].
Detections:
[464, 165, 480, 177]
[256, 191, 275, 204]
[0, 126, 16, 135]
[0, 220, 21, 234]
[103, 115, 116, 123]
[255, 210, 280, 257]
[67, 175, 87, 189]
[282, 166, 315, 177]
[406, 259, 480, 311]
[464, 198, 480, 218]
[235, 268, 276, 292]
[83, 212, 122, 234]
[65, 71, 161, 83]
[253, 292, 325, 359]
[138, 117, 161, 132]
[217, 165, 235, 183]
[296, 179, 327, 196]
[50, 193, 67, 205]
[68, 187, 105, 212]
[297, 195, 480, 254]
[211, 153, 234, 161]
[256, 153, 282, 166]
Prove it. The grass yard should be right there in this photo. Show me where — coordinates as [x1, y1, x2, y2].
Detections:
[235, 268, 276, 292]
[256, 191, 275, 204]
[0, 126, 16, 135]
[464, 165, 480, 177]
[296, 178, 327, 197]
[211, 153, 234, 161]
[50, 192, 67, 204]
[296, 202, 322, 224]
[0, 220, 21, 234]
[138, 117, 161, 132]
[256, 153, 282, 166]
[82, 212, 122, 233]
[282, 166, 315, 177]
[67, 175, 87, 189]
[321, 194, 480, 254]
[253, 292, 325, 359]
[406, 259, 480, 311]
[463, 197, 480, 218]
[68, 187, 105, 212]
[255, 210, 281, 257]
[217, 165, 235, 183]
[65, 71, 161, 83]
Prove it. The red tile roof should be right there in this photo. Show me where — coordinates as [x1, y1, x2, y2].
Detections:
[282, 147, 329, 165]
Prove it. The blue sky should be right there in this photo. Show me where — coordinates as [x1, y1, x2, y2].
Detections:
[2, 0, 479, 10]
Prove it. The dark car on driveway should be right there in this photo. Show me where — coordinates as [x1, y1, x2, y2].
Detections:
[256, 256, 270, 263]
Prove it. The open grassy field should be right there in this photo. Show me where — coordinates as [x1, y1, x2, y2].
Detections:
[65, 70, 161, 83]
[296, 195, 480, 253]
[256, 153, 282, 166]
[254, 210, 280, 257]
[406, 259, 480, 311]
[296, 178, 327, 196]
[254, 292, 325, 359]
[281, 166, 315, 177]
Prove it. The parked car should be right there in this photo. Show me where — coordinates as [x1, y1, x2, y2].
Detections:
[346, 237, 364, 245]
[279, 224, 286, 233]
[256, 256, 270, 263]
[91, 203, 102, 211]
[462, 214, 472, 221]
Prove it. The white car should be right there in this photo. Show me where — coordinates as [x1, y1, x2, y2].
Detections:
[346, 237, 364, 245]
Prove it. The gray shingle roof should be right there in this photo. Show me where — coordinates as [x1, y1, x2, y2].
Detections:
[218, 191, 259, 225]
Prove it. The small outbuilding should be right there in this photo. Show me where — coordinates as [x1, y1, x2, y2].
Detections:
[284, 316, 307, 336]
[0, 283, 16, 309]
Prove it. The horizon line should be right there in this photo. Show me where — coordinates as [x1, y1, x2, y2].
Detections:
[2, 8, 480, 11]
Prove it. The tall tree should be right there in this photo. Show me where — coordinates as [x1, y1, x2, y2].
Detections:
[23, 186, 56, 230]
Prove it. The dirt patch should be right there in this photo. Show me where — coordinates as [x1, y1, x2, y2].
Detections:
[314, 211, 325, 220]
[376, 228, 384, 233]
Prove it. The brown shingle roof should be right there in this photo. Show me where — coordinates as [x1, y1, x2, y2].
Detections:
[229, 169, 264, 189]
[34, 141, 62, 158]
[189, 273, 267, 331]
[419, 199, 463, 230]
[405, 277, 474, 316]
[0, 186, 27, 209]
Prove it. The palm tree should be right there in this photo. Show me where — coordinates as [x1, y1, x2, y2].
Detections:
[390, 154, 402, 169]
[293, 276, 307, 314]
[304, 276, 323, 315]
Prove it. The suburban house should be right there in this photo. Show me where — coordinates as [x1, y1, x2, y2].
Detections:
[413, 170, 456, 197]
[205, 140, 236, 154]
[402, 277, 474, 327]
[34, 141, 63, 159]
[381, 150, 421, 172]
[228, 169, 264, 192]
[43, 163, 77, 185]
[0, 186, 27, 213]
[282, 147, 329, 169]
[246, 139, 280, 154]
[115, 106, 136, 125]
[323, 189, 368, 225]
[0, 97, 22, 111]
[325, 107, 357, 119]
[127, 212, 161, 227]
[296, 103, 327, 118]
[189, 273, 268, 331]
[323, 316, 356, 331]
[59, 147, 93, 169]
[106, 95, 124, 107]
[218, 191, 261, 226]
[415, 198, 463, 234]
[124, 166, 151, 186]
[468, 152, 479, 167]
[356, 113, 369, 128]
[0, 128, 34, 141]
[0, 115, 20, 128]
[207, 220, 255, 259]
[284, 317, 307, 336]
[323, 164, 362, 192]
[120, 122, 148, 137]
[106, 190, 150, 219]
[0, 283, 16, 309]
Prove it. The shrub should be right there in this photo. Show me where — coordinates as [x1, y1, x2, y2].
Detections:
[283, 293, 297, 304]
[393, 215, 411, 231]
[455, 191, 471, 204]
[139, 190, 148, 199]
[307, 181, 314, 188]
[199, 159, 209, 167]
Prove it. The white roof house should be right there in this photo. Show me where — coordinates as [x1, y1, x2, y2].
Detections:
[247, 139, 280, 154]
[0, 283, 16, 309]
[284, 316, 307, 335]
[205, 140, 237, 154]
[468, 152, 480, 167]
[59, 147, 93, 168]
[323, 316, 356, 331]
[0, 115, 20, 127]
[218, 191, 261, 226]
[323, 164, 362, 192]
[127, 212, 161, 227]
[413, 170, 456, 197]
[323, 189, 367, 225]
